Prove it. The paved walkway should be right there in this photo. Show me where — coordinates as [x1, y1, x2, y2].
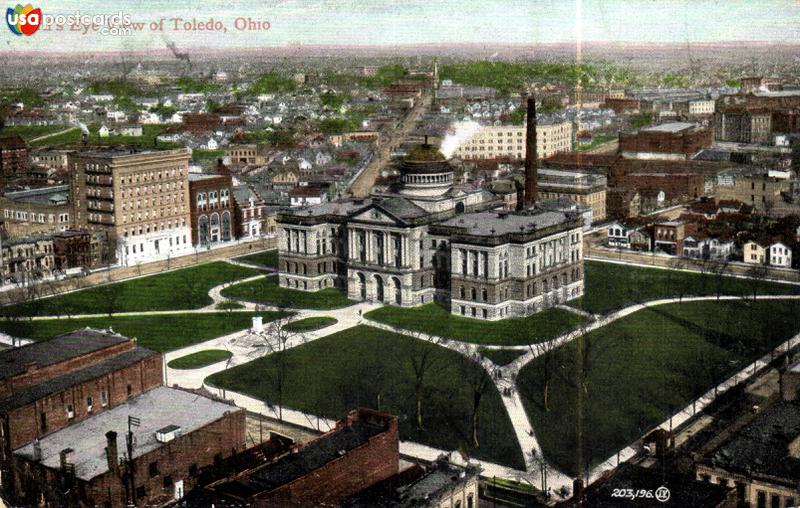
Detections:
[6, 268, 800, 488]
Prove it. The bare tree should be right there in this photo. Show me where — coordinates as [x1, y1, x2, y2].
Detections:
[231, 311, 303, 421]
[745, 264, 769, 302]
[459, 354, 492, 447]
[710, 258, 731, 301]
[405, 333, 442, 431]
[526, 448, 555, 497]
[528, 338, 559, 412]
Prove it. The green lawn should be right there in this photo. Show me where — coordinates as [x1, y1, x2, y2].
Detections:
[192, 149, 226, 161]
[222, 275, 355, 309]
[207, 325, 524, 469]
[0, 311, 289, 352]
[283, 316, 337, 332]
[2, 262, 263, 318]
[517, 299, 800, 476]
[575, 260, 800, 314]
[479, 348, 526, 366]
[31, 123, 183, 149]
[168, 349, 233, 369]
[365, 303, 585, 346]
[236, 250, 278, 268]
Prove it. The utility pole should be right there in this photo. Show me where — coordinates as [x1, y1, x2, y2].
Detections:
[127, 415, 141, 504]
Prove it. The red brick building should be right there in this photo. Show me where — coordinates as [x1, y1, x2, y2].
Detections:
[602, 97, 641, 114]
[204, 408, 399, 506]
[619, 122, 713, 159]
[182, 113, 220, 133]
[0, 135, 29, 179]
[12, 387, 245, 507]
[1, 329, 246, 507]
[188, 172, 236, 246]
[772, 109, 800, 134]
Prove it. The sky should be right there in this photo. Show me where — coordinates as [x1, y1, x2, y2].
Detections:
[4, 0, 800, 53]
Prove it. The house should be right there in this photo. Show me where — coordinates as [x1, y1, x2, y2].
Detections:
[768, 241, 792, 268]
[116, 124, 143, 137]
[607, 220, 652, 251]
[105, 110, 127, 123]
[97, 124, 110, 138]
[288, 185, 327, 207]
[743, 240, 767, 264]
[682, 233, 734, 261]
[653, 221, 685, 255]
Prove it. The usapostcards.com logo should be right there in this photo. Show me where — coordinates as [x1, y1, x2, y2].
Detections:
[6, 3, 41, 36]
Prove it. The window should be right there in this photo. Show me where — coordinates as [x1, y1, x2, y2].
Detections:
[136, 486, 146, 499]
[127, 384, 133, 397]
[163, 475, 173, 488]
[40, 412, 47, 432]
[101, 389, 108, 407]
[149, 461, 159, 477]
[66, 403, 74, 419]
[86, 396, 93, 412]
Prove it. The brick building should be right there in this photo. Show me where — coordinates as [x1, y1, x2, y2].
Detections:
[0, 233, 55, 286]
[602, 97, 641, 114]
[233, 184, 273, 239]
[188, 172, 235, 246]
[182, 113, 220, 133]
[715, 108, 773, 144]
[0, 331, 162, 482]
[70, 148, 192, 266]
[52, 229, 97, 271]
[619, 122, 713, 160]
[452, 121, 573, 161]
[0, 136, 29, 179]
[1, 329, 246, 507]
[204, 409, 398, 506]
[772, 109, 800, 134]
[12, 387, 245, 507]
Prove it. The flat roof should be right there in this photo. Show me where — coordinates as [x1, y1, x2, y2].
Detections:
[437, 210, 574, 237]
[642, 122, 697, 133]
[14, 387, 240, 481]
[0, 329, 130, 382]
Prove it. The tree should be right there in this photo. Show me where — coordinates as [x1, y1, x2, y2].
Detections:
[528, 338, 559, 412]
[746, 264, 769, 302]
[710, 259, 731, 300]
[231, 312, 302, 421]
[405, 333, 442, 431]
[459, 354, 492, 447]
[527, 448, 555, 496]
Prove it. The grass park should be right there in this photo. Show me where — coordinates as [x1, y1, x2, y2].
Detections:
[168, 349, 233, 369]
[0, 311, 289, 352]
[574, 260, 800, 314]
[221, 275, 355, 309]
[365, 303, 585, 346]
[207, 325, 525, 469]
[236, 249, 279, 268]
[517, 299, 800, 476]
[2, 262, 262, 318]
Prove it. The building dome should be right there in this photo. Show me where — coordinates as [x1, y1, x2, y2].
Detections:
[398, 145, 454, 197]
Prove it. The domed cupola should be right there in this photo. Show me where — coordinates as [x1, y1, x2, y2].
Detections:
[398, 144, 454, 197]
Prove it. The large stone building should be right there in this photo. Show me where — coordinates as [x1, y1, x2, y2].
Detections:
[277, 139, 584, 320]
[453, 121, 573, 161]
[0, 185, 72, 236]
[70, 148, 192, 266]
[715, 108, 773, 144]
[536, 168, 607, 222]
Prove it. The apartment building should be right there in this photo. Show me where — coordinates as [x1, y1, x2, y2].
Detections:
[70, 148, 192, 266]
[453, 121, 573, 161]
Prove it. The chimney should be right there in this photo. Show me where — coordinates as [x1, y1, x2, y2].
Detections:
[105, 431, 119, 473]
[59, 448, 73, 471]
[573, 477, 585, 504]
[524, 97, 538, 207]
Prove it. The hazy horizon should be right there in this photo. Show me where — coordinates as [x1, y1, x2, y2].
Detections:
[3, 0, 800, 54]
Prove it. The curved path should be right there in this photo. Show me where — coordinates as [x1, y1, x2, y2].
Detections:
[5, 269, 800, 492]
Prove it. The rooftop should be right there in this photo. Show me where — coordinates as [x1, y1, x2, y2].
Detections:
[0, 329, 131, 382]
[14, 387, 240, 481]
[436, 210, 575, 237]
[212, 416, 389, 498]
[704, 400, 800, 481]
[641, 122, 697, 134]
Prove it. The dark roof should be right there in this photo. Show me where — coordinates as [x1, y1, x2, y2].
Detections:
[0, 136, 27, 150]
[0, 329, 131, 382]
[0, 346, 156, 412]
[212, 419, 387, 498]
[703, 400, 800, 481]
[579, 464, 733, 508]
[373, 198, 429, 221]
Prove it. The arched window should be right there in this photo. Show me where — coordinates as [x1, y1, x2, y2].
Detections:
[198, 215, 209, 245]
[392, 277, 401, 304]
[221, 211, 232, 241]
[209, 213, 220, 243]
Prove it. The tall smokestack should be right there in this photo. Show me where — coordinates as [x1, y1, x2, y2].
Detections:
[524, 97, 538, 207]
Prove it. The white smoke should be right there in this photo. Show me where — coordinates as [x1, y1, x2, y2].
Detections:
[78, 122, 90, 135]
[440, 120, 481, 159]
